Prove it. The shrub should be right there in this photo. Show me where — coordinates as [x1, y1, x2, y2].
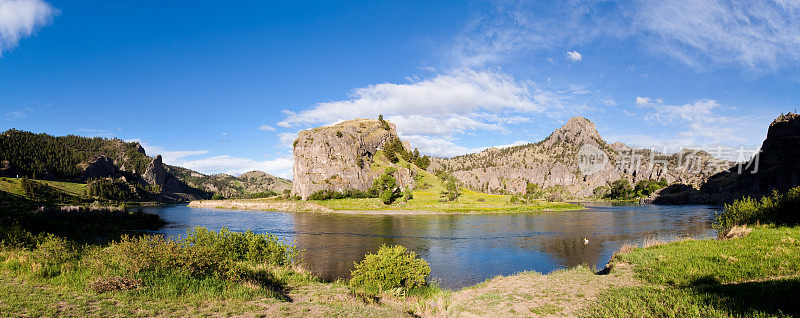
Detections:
[33, 235, 78, 277]
[715, 187, 800, 230]
[349, 244, 430, 293]
[184, 227, 295, 266]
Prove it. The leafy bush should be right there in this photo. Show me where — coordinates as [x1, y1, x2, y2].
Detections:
[84, 227, 297, 285]
[184, 227, 295, 266]
[715, 187, 800, 230]
[32, 235, 78, 277]
[349, 244, 430, 293]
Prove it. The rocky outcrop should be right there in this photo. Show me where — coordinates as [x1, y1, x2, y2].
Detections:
[701, 113, 800, 200]
[143, 155, 168, 187]
[82, 156, 120, 180]
[432, 117, 731, 198]
[291, 118, 414, 199]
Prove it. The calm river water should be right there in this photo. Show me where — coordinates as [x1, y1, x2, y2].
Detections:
[142, 203, 718, 290]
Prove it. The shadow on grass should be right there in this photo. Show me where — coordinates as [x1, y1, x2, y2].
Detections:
[239, 267, 293, 302]
[686, 276, 800, 316]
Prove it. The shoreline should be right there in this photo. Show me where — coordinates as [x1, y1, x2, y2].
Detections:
[187, 199, 584, 214]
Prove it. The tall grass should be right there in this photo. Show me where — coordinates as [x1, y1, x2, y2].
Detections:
[1, 226, 307, 300]
[715, 186, 800, 230]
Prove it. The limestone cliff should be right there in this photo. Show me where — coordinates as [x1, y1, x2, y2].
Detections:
[291, 118, 414, 199]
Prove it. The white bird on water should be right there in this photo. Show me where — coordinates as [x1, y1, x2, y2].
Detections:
[583, 238, 589, 245]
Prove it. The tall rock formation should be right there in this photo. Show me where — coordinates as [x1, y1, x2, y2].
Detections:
[291, 118, 414, 199]
[702, 113, 800, 198]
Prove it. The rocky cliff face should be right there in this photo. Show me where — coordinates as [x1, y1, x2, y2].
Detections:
[431, 117, 730, 198]
[702, 113, 800, 199]
[291, 118, 414, 199]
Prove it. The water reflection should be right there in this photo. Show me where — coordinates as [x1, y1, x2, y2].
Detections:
[144, 203, 717, 289]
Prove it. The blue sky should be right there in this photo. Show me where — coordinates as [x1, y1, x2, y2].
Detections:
[2, 0, 799, 178]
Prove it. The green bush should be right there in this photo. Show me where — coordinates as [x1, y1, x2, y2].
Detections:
[184, 227, 295, 266]
[33, 235, 78, 277]
[85, 227, 297, 282]
[349, 244, 430, 293]
[715, 187, 800, 230]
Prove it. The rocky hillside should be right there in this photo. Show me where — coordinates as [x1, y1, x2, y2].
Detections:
[291, 118, 417, 199]
[431, 117, 730, 198]
[701, 113, 800, 199]
[169, 168, 291, 198]
[0, 129, 210, 202]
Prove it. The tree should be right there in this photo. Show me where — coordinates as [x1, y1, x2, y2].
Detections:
[372, 168, 399, 204]
[378, 114, 391, 130]
[607, 179, 632, 199]
[525, 182, 542, 199]
[438, 172, 461, 202]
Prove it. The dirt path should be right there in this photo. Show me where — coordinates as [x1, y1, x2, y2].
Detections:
[421, 264, 639, 317]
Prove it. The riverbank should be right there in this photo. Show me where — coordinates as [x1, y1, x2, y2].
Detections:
[188, 186, 582, 214]
[188, 197, 581, 214]
[2, 224, 796, 317]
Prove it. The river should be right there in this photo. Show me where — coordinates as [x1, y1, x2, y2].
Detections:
[142, 203, 718, 290]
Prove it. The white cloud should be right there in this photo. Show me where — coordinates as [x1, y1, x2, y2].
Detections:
[258, 124, 276, 131]
[0, 0, 56, 54]
[634, 98, 766, 150]
[566, 51, 582, 62]
[635, 96, 651, 106]
[173, 155, 294, 179]
[277, 69, 607, 156]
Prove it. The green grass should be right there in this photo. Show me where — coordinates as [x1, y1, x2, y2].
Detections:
[614, 226, 800, 286]
[586, 278, 800, 318]
[0, 177, 86, 198]
[587, 226, 800, 317]
[304, 159, 581, 213]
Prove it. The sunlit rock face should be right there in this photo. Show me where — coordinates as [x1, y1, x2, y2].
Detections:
[431, 117, 730, 198]
[291, 118, 413, 199]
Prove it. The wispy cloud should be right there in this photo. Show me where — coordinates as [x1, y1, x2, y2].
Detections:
[628, 97, 769, 152]
[258, 124, 276, 131]
[454, 0, 800, 72]
[635, 0, 800, 71]
[129, 139, 292, 178]
[0, 0, 57, 54]
[4, 107, 33, 120]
